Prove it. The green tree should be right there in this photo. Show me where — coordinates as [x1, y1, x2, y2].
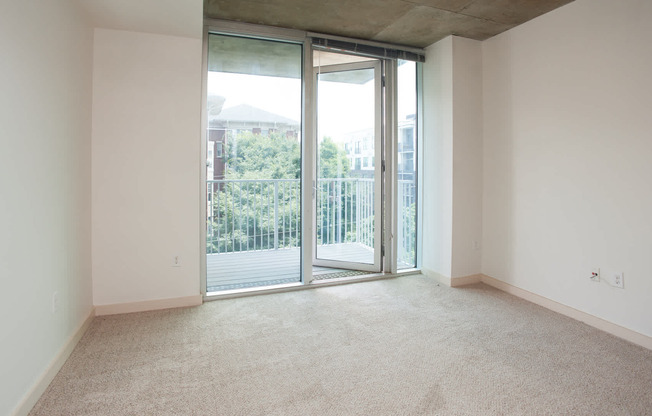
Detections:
[318, 137, 350, 178]
[226, 131, 300, 179]
[225, 132, 349, 180]
[208, 131, 357, 254]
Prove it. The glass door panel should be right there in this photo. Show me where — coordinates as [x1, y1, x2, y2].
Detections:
[205, 34, 302, 292]
[397, 60, 418, 269]
[314, 53, 382, 272]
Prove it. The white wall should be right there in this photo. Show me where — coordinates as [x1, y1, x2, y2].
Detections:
[422, 37, 454, 278]
[91, 29, 202, 307]
[0, 1, 93, 414]
[482, 0, 652, 337]
[422, 36, 483, 280]
[451, 37, 483, 278]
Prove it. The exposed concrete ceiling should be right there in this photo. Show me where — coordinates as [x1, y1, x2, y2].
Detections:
[204, 0, 575, 48]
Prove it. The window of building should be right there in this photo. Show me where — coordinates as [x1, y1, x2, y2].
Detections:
[215, 142, 223, 158]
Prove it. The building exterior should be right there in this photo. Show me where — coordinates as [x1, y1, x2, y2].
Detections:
[342, 128, 375, 178]
[207, 103, 300, 181]
[340, 114, 416, 180]
[397, 115, 416, 181]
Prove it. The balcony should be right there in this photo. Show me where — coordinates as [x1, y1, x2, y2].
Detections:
[207, 178, 415, 292]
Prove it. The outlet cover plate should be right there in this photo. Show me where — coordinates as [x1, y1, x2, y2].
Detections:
[612, 272, 624, 289]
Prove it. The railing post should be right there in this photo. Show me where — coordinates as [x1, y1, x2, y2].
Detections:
[274, 181, 279, 250]
[214, 184, 219, 254]
[336, 180, 342, 243]
[356, 180, 360, 243]
[398, 180, 404, 262]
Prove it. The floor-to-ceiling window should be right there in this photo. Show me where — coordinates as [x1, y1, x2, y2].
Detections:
[205, 33, 303, 292]
[203, 23, 423, 295]
[397, 59, 418, 269]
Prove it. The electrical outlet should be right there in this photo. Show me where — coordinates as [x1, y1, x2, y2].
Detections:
[172, 256, 181, 267]
[612, 272, 624, 289]
[52, 291, 59, 313]
[590, 268, 600, 282]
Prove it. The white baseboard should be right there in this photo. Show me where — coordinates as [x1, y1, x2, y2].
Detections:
[95, 295, 203, 316]
[478, 274, 652, 350]
[12, 308, 95, 416]
[421, 268, 451, 286]
[423, 270, 652, 350]
[421, 268, 482, 287]
[451, 274, 482, 287]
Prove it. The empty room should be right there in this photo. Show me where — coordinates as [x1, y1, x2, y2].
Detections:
[2, 0, 651, 415]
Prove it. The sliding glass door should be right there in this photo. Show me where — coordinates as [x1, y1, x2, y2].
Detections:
[205, 34, 303, 292]
[203, 23, 422, 294]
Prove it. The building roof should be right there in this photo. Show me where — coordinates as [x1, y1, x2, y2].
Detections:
[210, 104, 299, 127]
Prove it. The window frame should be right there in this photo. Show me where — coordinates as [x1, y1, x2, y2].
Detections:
[201, 19, 423, 299]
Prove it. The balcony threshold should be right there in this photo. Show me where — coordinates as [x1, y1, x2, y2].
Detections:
[203, 268, 421, 301]
[206, 281, 303, 298]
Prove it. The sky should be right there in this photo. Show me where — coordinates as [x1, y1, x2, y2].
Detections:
[207, 61, 416, 143]
[207, 71, 301, 122]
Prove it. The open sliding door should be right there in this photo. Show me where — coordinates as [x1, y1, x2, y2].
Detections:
[313, 52, 383, 272]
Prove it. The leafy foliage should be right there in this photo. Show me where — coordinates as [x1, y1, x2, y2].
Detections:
[207, 180, 300, 254]
[318, 137, 350, 179]
[398, 201, 416, 267]
[207, 130, 385, 255]
[226, 131, 301, 179]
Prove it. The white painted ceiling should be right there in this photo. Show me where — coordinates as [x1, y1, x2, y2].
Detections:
[76, 0, 203, 38]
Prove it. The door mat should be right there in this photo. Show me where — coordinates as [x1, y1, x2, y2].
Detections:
[313, 270, 371, 281]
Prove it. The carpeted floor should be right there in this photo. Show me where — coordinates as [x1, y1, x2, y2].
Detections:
[30, 275, 652, 415]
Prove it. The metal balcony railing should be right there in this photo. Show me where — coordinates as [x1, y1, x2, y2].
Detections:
[207, 178, 416, 266]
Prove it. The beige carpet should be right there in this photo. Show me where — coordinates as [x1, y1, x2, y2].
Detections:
[30, 276, 652, 415]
